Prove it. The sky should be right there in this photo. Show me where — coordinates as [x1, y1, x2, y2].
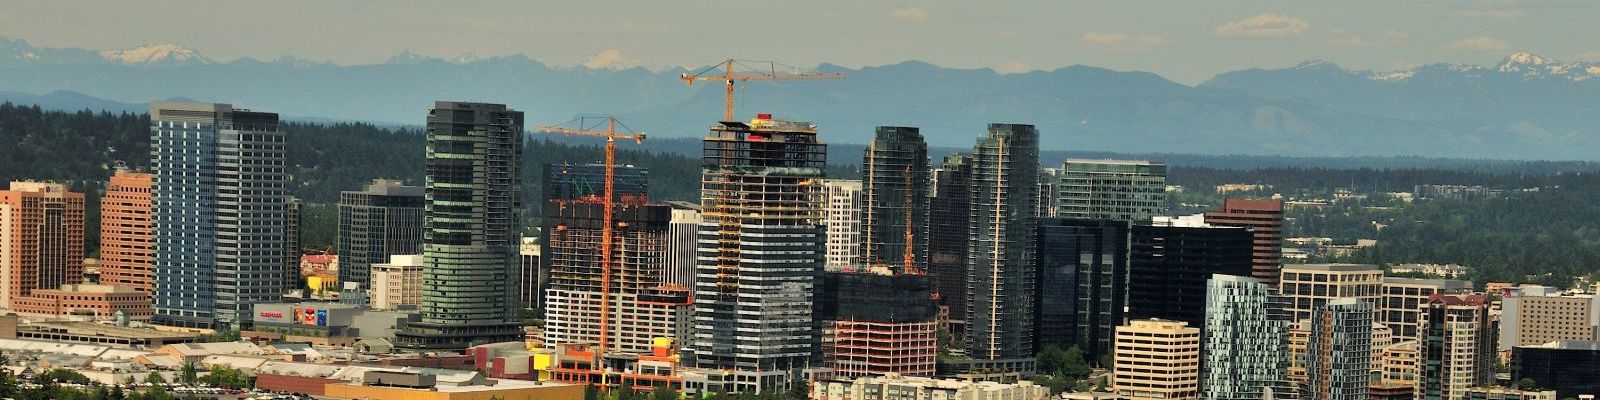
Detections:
[2, 0, 1597, 84]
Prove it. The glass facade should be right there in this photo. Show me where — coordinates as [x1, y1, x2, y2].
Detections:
[336, 179, 424, 293]
[150, 102, 287, 329]
[1034, 218, 1129, 360]
[860, 126, 929, 271]
[1128, 224, 1255, 329]
[1306, 299, 1373, 400]
[1511, 341, 1600, 399]
[965, 123, 1039, 361]
[395, 101, 525, 349]
[1203, 274, 1291, 400]
[1056, 160, 1167, 222]
[928, 154, 973, 325]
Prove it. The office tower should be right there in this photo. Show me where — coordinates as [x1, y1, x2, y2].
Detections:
[284, 196, 302, 291]
[150, 102, 287, 329]
[818, 179, 863, 270]
[928, 154, 973, 325]
[99, 169, 154, 292]
[1511, 340, 1600, 399]
[1279, 264, 1383, 322]
[663, 201, 702, 287]
[1415, 294, 1494, 400]
[819, 271, 939, 378]
[1126, 219, 1254, 328]
[1203, 274, 1291, 400]
[336, 179, 424, 294]
[1306, 299, 1374, 400]
[370, 255, 424, 310]
[1036, 168, 1059, 218]
[860, 127, 929, 270]
[394, 101, 524, 349]
[690, 114, 826, 392]
[1381, 278, 1472, 342]
[1499, 285, 1600, 350]
[1112, 319, 1200, 400]
[966, 123, 1040, 361]
[1034, 218, 1129, 359]
[544, 201, 687, 355]
[519, 236, 541, 309]
[1205, 198, 1284, 284]
[0, 182, 86, 308]
[543, 162, 648, 202]
[1056, 160, 1167, 222]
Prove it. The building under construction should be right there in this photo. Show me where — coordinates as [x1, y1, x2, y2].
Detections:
[820, 269, 940, 378]
[860, 127, 929, 271]
[688, 114, 827, 394]
[542, 199, 691, 357]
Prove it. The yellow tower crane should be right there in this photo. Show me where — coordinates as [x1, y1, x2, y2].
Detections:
[532, 116, 645, 356]
[680, 58, 845, 121]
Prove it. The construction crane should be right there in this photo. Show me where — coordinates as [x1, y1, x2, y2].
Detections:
[533, 116, 645, 356]
[680, 58, 845, 121]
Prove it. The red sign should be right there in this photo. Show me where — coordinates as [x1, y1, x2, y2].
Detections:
[259, 312, 283, 318]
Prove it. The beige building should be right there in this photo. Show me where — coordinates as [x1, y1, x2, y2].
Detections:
[1499, 285, 1600, 350]
[1279, 264, 1383, 322]
[369, 255, 422, 310]
[1381, 277, 1472, 342]
[1377, 340, 1418, 386]
[813, 374, 1049, 400]
[1112, 319, 1199, 400]
[818, 179, 863, 270]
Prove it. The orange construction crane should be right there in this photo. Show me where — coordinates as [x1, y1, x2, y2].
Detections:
[680, 58, 844, 121]
[533, 116, 646, 356]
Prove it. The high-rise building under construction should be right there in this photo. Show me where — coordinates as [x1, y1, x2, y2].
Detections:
[965, 124, 1040, 361]
[860, 126, 929, 270]
[395, 101, 524, 349]
[542, 200, 689, 355]
[688, 114, 826, 393]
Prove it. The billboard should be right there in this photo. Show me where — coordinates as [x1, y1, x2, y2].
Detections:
[294, 307, 327, 326]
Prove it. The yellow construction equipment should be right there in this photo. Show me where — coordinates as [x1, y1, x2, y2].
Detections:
[532, 116, 645, 356]
[680, 58, 845, 121]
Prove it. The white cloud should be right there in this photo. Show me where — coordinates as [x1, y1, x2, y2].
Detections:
[1446, 36, 1511, 52]
[1215, 13, 1309, 37]
[1078, 33, 1170, 52]
[888, 8, 928, 21]
[1447, 8, 1523, 18]
[582, 49, 638, 70]
[1320, 30, 1408, 48]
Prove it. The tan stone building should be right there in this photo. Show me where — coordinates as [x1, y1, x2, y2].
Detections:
[1499, 285, 1600, 350]
[369, 255, 423, 310]
[1279, 264, 1383, 322]
[1112, 319, 1200, 400]
[98, 170, 154, 292]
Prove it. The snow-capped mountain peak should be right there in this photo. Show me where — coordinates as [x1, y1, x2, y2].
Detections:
[99, 43, 211, 65]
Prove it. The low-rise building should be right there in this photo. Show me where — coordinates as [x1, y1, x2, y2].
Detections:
[812, 374, 1049, 400]
[370, 255, 423, 310]
[8, 284, 154, 320]
[244, 302, 416, 345]
[1462, 387, 1556, 400]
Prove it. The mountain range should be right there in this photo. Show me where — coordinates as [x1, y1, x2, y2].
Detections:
[3, 35, 1600, 160]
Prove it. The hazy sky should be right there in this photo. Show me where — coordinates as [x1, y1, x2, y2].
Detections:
[2, 0, 1596, 84]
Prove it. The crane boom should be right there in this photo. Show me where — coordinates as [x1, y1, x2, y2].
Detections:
[680, 58, 844, 121]
[532, 116, 645, 358]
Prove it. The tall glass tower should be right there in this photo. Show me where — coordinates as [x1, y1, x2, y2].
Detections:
[965, 123, 1039, 361]
[860, 126, 929, 270]
[150, 102, 286, 329]
[395, 101, 525, 349]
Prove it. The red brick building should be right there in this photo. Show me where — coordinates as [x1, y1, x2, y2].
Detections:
[1205, 198, 1285, 284]
[0, 181, 85, 309]
[99, 170, 154, 292]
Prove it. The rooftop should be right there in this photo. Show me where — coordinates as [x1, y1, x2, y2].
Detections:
[1525, 340, 1600, 351]
[1283, 263, 1382, 272]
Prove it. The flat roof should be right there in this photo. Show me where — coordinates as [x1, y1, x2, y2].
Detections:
[1283, 263, 1382, 272]
[1382, 277, 1472, 288]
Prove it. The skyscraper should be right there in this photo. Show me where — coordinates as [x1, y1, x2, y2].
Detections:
[663, 201, 702, 288]
[1416, 294, 1494, 400]
[0, 181, 85, 309]
[150, 102, 287, 329]
[336, 179, 424, 294]
[518, 236, 541, 309]
[1380, 277, 1472, 343]
[99, 169, 154, 292]
[1205, 198, 1285, 284]
[860, 126, 929, 270]
[966, 123, 1039, 361]
[543, 201, 686, 355]
[1499, 285, 1600, 350]
[818, 179, 863, 270]
[1305, 298, 1373, 400]
[690, 115, 826, 392]
[1126, 220, 1254, 329]
[1203, 274, 1291, 400]
[394, 101, 524, 349]
[1034, 218, 1129, 359]
[928, 154, 973, 327]
[1056, 159, 1167, 222]
[1279, 263, 1383, 322]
